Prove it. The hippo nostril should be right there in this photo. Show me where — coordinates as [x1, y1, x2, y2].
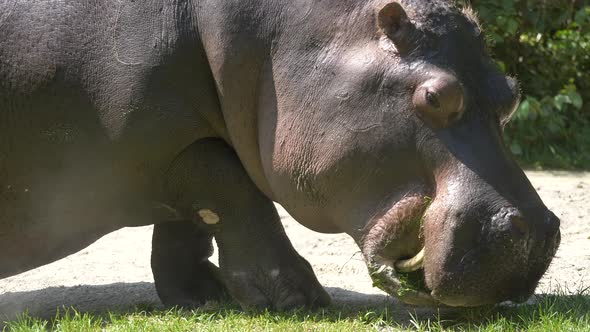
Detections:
[495, 207, 529, 238]
[509, 215, 529, 237]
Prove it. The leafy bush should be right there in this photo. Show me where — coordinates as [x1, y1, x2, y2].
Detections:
[465, 1, 590, 168]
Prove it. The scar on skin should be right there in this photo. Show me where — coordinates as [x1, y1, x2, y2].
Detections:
[198, 209, 220, 225]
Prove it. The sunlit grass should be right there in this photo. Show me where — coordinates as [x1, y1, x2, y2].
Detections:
[3, 288, 589, 332]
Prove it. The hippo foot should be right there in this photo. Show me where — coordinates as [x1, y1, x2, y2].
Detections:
[221, 253, 331, 311]
[157, 261, 229, 308]
[151, 222, 229, 308]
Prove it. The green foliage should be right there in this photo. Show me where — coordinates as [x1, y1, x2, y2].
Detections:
[466, 1, 590, 168]
[396, 269, 428, 296]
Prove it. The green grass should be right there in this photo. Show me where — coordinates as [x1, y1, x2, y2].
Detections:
[3, 289, 590, 332]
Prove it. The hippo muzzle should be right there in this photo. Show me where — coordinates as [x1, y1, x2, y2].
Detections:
[360, 152, 561, 307]
[424, 206, 560, 307]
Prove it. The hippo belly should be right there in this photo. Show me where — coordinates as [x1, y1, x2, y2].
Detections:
[0, 155, 151, 278]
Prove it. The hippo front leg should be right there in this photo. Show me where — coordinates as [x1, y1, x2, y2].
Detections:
[211, 197, 330, 310]
[156, 138, 329, 310]
[151, 221, 229, 307]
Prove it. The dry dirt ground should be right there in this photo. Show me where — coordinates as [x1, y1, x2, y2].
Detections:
[0, 171, 588, 321]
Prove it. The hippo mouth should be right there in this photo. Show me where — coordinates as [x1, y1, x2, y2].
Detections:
[361, 194, 439, 306]
[367, 247, 438, 306]
[361, 191, 561, 307]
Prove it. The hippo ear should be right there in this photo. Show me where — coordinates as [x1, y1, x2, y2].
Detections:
[377, 2, 415, 54]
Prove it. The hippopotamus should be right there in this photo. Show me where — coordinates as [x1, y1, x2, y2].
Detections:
[0, 0, 560, 309]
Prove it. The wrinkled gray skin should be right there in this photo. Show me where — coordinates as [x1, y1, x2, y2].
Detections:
[0, 0, 560, 309]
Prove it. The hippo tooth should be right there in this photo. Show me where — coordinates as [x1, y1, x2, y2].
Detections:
[394, 247, 425, 273]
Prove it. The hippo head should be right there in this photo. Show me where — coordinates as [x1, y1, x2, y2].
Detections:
[257, 0, 560, 307]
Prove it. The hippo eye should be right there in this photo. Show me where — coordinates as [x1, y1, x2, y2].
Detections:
[413, 73, 465, 128]
[425, 91, 441, 109]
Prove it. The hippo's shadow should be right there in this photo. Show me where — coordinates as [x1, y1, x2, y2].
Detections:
[0, 282, 160, 321]
[1, 283, 588, 329]
[0, 283, 395, 320]
[0, 282, 451, 327]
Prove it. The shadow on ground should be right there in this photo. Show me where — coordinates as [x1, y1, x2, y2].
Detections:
[0, 283, 395, 321]
[1, 283, 589, 330]
[0, 282, 160, 321]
